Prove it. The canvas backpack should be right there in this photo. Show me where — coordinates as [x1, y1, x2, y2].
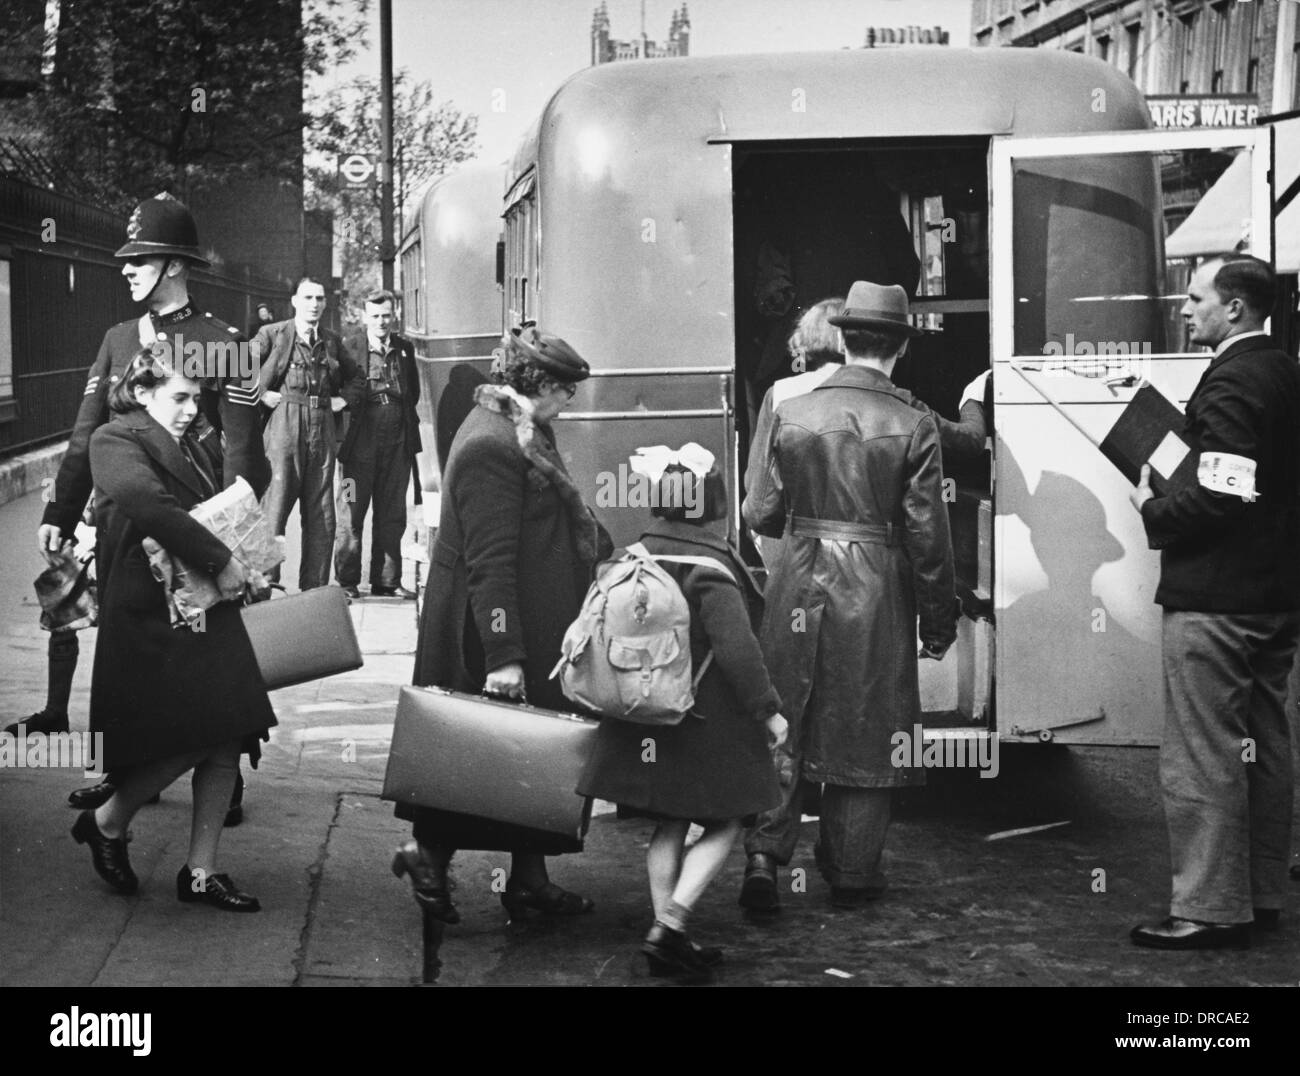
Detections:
[551, 542, 735, 725]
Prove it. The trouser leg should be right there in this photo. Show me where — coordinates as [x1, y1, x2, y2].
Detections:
[333, 459, 374, 588]
[262, 409, 302, 586]
[298, 412, 337, 590]
[1247, 613, 1300, 912]
[744, 745, 805, 865]
[818, 784, 891, 890]
[46, 628, 79, 718]
[1161, 611, 1255, 924]
[369, 418, 409, 589]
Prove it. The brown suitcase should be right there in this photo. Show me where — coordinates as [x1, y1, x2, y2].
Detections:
[241, 587, 363, 690]
[381, 685, 599, 842]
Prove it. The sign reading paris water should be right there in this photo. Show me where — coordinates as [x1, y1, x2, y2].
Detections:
[1147, 95, 1259, 129]
[338, 153, 377, 188]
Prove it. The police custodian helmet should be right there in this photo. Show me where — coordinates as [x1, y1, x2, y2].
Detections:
[114, 192, 210, 267]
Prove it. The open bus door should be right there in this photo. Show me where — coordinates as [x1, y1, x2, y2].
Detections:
[987, 126, 1273, 746]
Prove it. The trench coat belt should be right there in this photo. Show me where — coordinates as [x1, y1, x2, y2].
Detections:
[280, 391, 331, 409]
[786, 515, 898, 545]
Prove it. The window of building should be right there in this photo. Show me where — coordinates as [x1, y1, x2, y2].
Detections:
[1210, 1, 1230, 92]
[1096, 35, 1111, 64]
[0, 255, 12, 406]
[1125, 21, 1142, 83]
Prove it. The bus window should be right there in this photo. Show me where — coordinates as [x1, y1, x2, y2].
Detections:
[503, 172, 537, 325]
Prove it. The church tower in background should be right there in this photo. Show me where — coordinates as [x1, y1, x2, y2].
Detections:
[592, 2, 690, 66]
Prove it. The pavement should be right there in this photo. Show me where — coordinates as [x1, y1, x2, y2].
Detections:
[1, 478, 1299, 989]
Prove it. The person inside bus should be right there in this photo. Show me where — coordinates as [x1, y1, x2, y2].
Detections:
[393, 323, 611, 923]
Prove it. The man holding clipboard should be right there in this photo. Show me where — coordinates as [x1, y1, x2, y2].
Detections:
[1125, 255, 1300, 950]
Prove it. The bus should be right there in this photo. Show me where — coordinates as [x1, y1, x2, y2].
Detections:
[401, 47, 1273, 749]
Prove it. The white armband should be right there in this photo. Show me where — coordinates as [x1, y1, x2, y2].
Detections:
[1197, 452, 1257, 501]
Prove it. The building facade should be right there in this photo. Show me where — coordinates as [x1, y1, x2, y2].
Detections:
[971, 1, 1299, 116]
[591, 2, 690, 65]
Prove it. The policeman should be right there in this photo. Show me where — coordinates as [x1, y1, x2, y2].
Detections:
[38, 192, 270, 820]
[1128, 254, 1300, 949]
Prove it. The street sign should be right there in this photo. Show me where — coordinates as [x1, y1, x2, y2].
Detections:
[338, 153, 377, 188]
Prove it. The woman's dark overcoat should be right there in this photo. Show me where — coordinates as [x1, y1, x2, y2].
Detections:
[576, 518, 782, 822]
[88, 411, 276, 772]
[405, 387, 610, 852]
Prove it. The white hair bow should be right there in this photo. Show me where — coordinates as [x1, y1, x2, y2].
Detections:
[628, 443, 715, 483]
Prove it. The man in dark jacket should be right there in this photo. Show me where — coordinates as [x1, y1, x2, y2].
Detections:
[252, 278, 364, 590]
[333, 289, 421, 598]
[740, 280, 957, 912]
[1129, 254, 1300, 950]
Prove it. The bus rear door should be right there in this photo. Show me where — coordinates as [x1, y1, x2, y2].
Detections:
[988, 126, 1273, 746]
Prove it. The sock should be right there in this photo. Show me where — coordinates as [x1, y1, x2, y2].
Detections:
[657, 899, 691, 935]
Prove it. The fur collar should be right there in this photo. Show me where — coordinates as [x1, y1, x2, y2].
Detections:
[474, 383, 599, 564]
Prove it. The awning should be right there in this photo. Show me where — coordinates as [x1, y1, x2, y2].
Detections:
[1165, 116, 1300, 272]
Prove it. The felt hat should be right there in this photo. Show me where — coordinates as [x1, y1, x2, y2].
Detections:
[827, 280, 920, 337]
[503, 322, 590, 382]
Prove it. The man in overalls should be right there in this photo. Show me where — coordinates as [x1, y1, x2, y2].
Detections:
[252, 278, 363, 590]
[334, 289, 421, 599]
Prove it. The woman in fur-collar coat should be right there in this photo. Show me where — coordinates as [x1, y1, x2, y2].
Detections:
[393, 325, 611, 924]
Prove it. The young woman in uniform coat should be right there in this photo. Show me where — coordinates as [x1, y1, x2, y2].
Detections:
[70, 352, 277, 911]
[392, 324, 612, 922]
[577, 448, 788, 982]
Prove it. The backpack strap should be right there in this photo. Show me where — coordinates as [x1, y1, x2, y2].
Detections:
[625, 542, 730, 691]
[626, 543, 737, 585]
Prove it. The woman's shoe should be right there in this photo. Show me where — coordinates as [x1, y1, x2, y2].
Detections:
[642, 923, 714, 983]
[500, 879, 594, 919]
[71, 810, 138, 894]
[391, 841, 460, 924]
[176, 865, 260, 912]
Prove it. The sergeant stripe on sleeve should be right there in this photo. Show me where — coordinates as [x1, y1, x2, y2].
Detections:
[83, 376, 101, 396]
[225, 383, 262, 406]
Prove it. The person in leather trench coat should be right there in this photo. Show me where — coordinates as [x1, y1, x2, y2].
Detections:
[740, 280, 957, 911]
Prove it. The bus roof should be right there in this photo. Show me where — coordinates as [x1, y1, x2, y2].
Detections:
[506, 47, 1149, 191]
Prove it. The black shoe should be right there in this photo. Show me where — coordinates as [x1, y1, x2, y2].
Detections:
[829, 884, 887, 909]
[1130, 916, 1251, 950]
[1291, 864, 1300, 881]
[391, 841, 460, 924]
[4, 710, 70, 737]
[340, 585, 361, 600]
[71, 810, 138, 894]
[1253, 908, 1280, 931]
[642, 923, 714, 983]
[68, 779, 117, 810]
[500, 879, 594, 919]
[739, 853, 780, 916]
[176, 865, 261, 912]
[224, 771, 244, 828]
[370, 585, 416, 600]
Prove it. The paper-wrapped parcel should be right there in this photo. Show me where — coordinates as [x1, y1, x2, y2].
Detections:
[143, 477, 285, 628]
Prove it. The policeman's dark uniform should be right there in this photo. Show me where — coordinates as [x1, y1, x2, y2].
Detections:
[42, 194, 270, 540]
[333, 326, 420, 593]
[44, 193, 269, 821]
[1139, 330, 1300, 930]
